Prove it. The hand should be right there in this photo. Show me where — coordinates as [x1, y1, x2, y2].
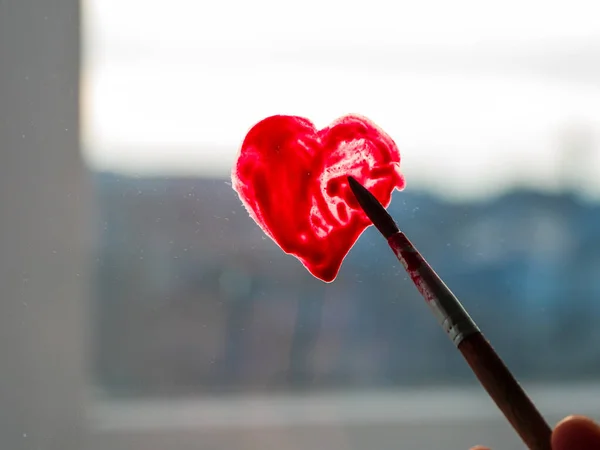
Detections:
[470, 415, 600, 450]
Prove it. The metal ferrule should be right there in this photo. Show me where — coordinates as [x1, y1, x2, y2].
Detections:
[388, 232, 480, 346]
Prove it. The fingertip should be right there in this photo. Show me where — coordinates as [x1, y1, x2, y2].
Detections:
[552, 415, 600, 450]
[469, 446, 490, 450]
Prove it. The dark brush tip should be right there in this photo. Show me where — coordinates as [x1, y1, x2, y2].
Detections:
[347, 176, 399, 239]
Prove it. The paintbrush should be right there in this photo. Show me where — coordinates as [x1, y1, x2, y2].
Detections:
[347, 176, 552, 450]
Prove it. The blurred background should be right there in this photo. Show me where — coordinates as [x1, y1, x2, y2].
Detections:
[1, 0, 600, 449]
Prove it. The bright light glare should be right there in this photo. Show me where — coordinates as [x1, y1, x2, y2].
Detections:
[82, 0, 600, 200]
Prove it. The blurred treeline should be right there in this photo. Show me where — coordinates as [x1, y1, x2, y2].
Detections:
[91, 173, 600, 397]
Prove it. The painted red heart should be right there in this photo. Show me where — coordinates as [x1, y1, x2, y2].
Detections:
[231, 114, 405, 282]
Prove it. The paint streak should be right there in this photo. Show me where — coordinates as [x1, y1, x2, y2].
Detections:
[232, 114, 405, 282]
[388, 232, 436, 303]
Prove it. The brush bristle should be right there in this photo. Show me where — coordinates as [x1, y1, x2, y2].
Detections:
[347, 176, 399, 239]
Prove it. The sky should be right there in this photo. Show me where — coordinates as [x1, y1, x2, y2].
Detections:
[81, 0, 600, 200]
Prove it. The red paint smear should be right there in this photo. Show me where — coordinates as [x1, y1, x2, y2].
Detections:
[388, 233, 421, 273]
[232, 114, 405, 282]
[388, 233, 436, 303]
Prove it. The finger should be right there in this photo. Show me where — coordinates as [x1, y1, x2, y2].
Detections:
[552, 415, 600, 450]
[470, 446, 490, 450]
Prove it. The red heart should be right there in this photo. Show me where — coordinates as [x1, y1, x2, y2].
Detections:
[231, 114, 405, 282]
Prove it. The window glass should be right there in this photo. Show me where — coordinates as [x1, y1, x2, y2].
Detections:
[83, 0, 600, 398]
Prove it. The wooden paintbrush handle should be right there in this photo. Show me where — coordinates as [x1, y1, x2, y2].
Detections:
[458, 332, 552, 450]
[349, 179, 553, 448]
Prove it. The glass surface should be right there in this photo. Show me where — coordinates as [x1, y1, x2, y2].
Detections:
[84, 2, 600, 398]
[81, 1, 600, 448]
[4, 2, 600, 450]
